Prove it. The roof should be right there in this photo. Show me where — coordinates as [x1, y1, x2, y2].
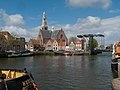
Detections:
[0, 31, 11, 36]
[49, 39, 57, 43]
[75, 39, 81, 44]
[0, 31, 14, 40]
[48, 39, 54, 43]
[40, 30, 52, 38]
[29, 39, 40, 45]
[51, 30, 60, 38]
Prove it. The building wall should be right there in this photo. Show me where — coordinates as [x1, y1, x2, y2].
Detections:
[37, 30, 43, 46]
[16, 37, 25, 51]
[52, 40, 58, 51]
[0, 35, 6, 51]
[26, 39, 42, 51]
[0, 31, 25, 51]
[75, 43, 82, 51]
[45, 40, 53, 51]
[69, 42, 75, 50]
[56, 29, 68, 46]
[26, 43, 34, 51]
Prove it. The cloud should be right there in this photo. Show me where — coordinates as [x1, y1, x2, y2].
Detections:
[55, 16, 120, 45]
[1, 9, 120, 45]
[0, 25, 39, 41]
[2, 26, 27, 36]
[66, 0, 111, 9]
[0, 9, 31, 41]
[0, 9, 24, 27]
[4, 14, 24, 27]
[0, 9, 41, 41]
[109, 9, 120, 13]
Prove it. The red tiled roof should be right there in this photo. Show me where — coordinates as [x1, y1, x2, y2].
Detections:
[30, 39, 40, 45]
[75, 39, 81, 44]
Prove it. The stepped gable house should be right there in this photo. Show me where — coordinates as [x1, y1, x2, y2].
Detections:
[37, 12, 68, 50]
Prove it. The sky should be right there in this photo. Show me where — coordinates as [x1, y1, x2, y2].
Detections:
[0, 0, 120, 45]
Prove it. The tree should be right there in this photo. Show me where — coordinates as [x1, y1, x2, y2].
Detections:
[89, 38, 98, 49]
[7, 39, 21, 45]
[69, 37, 77, 44]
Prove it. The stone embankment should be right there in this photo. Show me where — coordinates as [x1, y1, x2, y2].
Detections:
[112, 78, 120, 90]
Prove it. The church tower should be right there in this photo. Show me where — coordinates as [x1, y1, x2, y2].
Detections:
[41, 12, 48, 30]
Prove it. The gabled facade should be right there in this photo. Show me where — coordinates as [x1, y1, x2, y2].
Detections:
[68, 38, 87, 51]
[37, 12, 68, 51]
[45, 39, 53, 51]
[37, 29, 52, 46]
[52, 28, 68, 50]
[75, 39, 82, 51]
[69, 41, 75, 51]
[52, 40, 58, 51]
[26, 39, 41, 51]
[45, 39, 58, 51]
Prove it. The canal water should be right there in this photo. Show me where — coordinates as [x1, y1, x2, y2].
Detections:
[0, 52, 113, 90]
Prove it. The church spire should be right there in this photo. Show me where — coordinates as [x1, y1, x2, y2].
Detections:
[41, 12, 48, 30]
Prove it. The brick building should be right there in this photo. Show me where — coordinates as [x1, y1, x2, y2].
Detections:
[37, 12, 68, 51]
[0, 31, 25, 51]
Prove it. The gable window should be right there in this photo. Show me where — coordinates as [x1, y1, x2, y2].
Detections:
[60, 34, 63, 38]
[48, 45, 51, 47]
[62, 40, 65, 42]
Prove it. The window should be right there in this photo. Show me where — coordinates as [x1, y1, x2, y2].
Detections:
[48, 45, 51, 47]
[62, 40, 65, 42]
[60, 34, 63, 38]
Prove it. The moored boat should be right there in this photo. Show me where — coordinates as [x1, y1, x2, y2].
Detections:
[0, 68, 38, 90]
[20, 50, 33, 57]
[7, 52, 21, 58]
[54, 50, 72, 56]
[7, 50, 33, 58]
[111, 42, 120, 74]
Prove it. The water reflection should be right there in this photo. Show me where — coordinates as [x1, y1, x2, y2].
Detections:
[0, 53, 112, 90]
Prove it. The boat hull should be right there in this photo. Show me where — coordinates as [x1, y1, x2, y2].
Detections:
[111, 62, 118, 72]
[0, 69, 38, 90]
[7, 52, 33, 58]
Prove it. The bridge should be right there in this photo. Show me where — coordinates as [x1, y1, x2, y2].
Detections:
[77, 34, 104, 55]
